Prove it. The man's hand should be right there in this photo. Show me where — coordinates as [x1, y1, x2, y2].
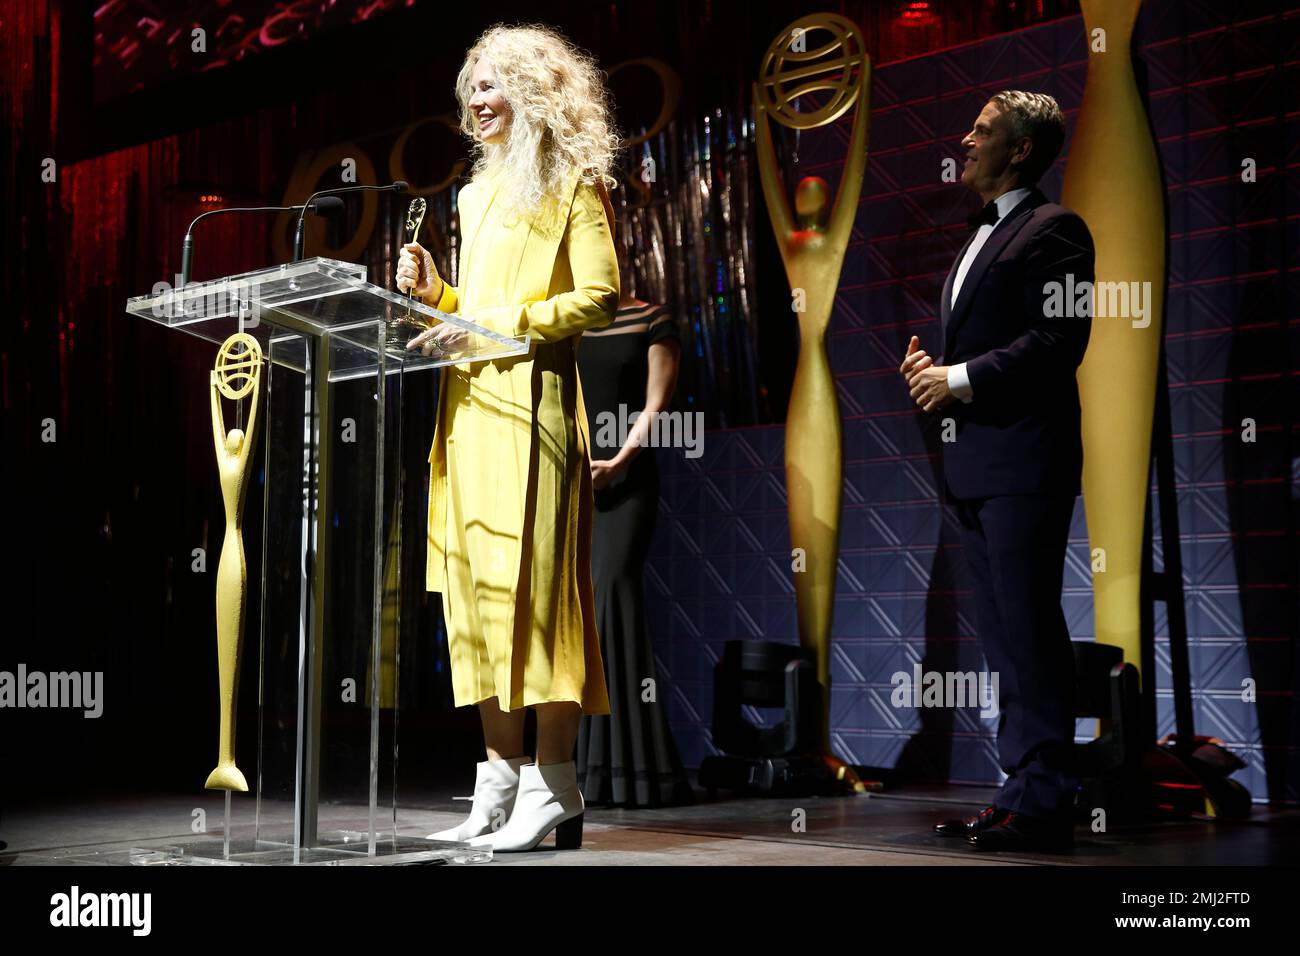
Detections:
[899, 335, 953, 412]
[909, 365, 954, 412]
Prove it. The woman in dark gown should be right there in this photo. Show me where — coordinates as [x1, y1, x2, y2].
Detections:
[575, 272, 694, 808]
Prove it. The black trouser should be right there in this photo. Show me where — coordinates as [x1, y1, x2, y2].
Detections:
[953, 493, 1080, 821]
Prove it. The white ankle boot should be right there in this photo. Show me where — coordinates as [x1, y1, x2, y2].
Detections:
[426, 756, 530, 842]
[467, 760, 585, 852]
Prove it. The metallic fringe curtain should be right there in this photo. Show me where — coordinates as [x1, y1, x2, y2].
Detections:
[613, 106, 762, 428]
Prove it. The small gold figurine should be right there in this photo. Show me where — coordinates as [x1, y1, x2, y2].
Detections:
[205, 332, 262, 792]
[401, 197, 428, 325]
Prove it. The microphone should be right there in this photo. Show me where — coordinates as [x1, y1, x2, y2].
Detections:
[181, 197, 343, 286]
[292, 181, 408, 261]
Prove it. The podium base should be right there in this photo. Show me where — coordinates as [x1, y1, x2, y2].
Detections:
[18, 830, 491, 866]
[129, 830, 489, 865]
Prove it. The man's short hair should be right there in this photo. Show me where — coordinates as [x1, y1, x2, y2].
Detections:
[989, 90, 1065, 184]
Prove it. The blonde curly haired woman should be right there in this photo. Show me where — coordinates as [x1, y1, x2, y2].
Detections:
[395, 23, 620, 853]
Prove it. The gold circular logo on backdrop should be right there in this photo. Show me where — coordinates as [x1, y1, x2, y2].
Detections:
[757, 13, 867, 130]
[214, 332, 263, 400]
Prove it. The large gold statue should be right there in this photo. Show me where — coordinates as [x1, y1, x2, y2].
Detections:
[1062, 0, 1165, 676]
[205, 332, 263, 792]
[755, 13, 870, 754]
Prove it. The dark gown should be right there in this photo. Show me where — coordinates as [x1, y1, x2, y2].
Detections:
[575, 302, 694, 807]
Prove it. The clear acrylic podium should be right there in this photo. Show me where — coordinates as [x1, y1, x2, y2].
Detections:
[125, 257, 528, 865]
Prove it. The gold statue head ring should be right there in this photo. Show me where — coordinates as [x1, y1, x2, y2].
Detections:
[757, 13, 867, 131]
[214, 333, 263, 401]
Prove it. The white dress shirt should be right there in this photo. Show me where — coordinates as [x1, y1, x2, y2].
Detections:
[946, 187, 1033, 403]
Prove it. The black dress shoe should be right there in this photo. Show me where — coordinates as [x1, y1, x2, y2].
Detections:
[934, 804, 1008, 837]
[966, 811, 1074, 851]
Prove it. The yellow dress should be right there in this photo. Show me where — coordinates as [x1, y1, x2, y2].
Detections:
[425, 169, 616, 715]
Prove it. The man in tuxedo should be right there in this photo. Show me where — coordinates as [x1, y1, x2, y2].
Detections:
[900, 91, 1094, 851]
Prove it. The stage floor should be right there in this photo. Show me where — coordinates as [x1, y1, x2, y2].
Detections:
[5, 782, 1297, 866]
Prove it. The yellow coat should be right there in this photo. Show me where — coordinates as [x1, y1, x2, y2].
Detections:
[425, 169, 617, 715]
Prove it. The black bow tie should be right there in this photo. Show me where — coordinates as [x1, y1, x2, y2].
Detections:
[966, 201, 1000, 229]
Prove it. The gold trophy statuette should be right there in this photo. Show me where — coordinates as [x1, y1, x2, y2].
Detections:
[205, 332, 263, 792]
[755, 13, 870, 760]
[1062, 0, 1165, 676]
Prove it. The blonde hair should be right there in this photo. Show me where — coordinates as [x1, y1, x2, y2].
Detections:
[455, 23, 620, 220]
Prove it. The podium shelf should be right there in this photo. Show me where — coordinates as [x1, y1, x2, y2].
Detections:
[126, 256, 529, 377]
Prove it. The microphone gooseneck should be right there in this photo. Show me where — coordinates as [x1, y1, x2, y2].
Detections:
[180, 200, 341, 286]
[181, 234, 194, 290]
[292, 182, 409, 261]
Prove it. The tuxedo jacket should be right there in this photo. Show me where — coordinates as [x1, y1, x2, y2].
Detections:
[939, 188, 1095, 501]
